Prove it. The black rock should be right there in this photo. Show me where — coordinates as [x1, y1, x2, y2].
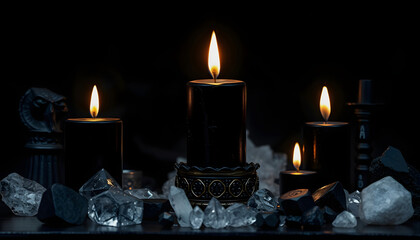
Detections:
[370, 146, 408, 174]
[285, 215, 302, 228]
[255, 212, 280, 229]
[279, 189, 315, 216]
[158, 212, 174, 228]
[301, 206, 324, 230]
[322, 206, 338, 223]
[143, 199, 172, 220]
[312, 182, 346, 213]
[37, 183, 87, 225]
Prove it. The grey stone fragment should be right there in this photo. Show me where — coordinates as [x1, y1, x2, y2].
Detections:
[360, 176, 414, 225]
[332, 211, 357, 228]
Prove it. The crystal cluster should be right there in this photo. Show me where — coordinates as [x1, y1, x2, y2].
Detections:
[203, 198, 230, 229]
[81, 169, 144, 227]
[247, 188, 277, 212]
[0, 173, 46, 216]
[88, 187, 144, 227]
[246, 131, 286, 196]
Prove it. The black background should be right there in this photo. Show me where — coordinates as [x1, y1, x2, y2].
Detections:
[1, 4, 419, 190]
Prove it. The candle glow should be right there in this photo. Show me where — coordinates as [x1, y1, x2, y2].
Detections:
[90, 85, 99, 118]
[320, 86, 331, 122]
[293, 142, 301, 172]
[208, 30, 220, 81]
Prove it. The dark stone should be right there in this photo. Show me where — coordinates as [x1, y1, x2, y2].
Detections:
[301, 206, 324, 230]
[37, 184, 87, 225]
[370, 146, 408, 174]
[370, 146, 420, 218]
[322, 206, 338, 223]
[285, 215, 302, 228]
[143, 199, 172, 220]
[312, 182, 346, 213]
[158, 212, 174, 229]
[255, 212, 280, 229]
[279, 189, 315, 216]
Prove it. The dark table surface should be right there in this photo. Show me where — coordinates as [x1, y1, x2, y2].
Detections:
[1, 215, 420, 240]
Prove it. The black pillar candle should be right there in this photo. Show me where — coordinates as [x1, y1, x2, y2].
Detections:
[65, 118, 122, 190]
[187, 79, 246, 167]
[302, 86, 352, 190]
[280, 142, 318, 194]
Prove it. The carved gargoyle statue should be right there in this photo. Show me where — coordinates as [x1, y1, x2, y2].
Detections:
[18, 88, 68, 187]
[19, 88, 68, 133]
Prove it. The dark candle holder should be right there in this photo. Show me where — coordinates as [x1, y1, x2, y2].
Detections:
[347, 79, 383, 190]
[175, 162, 259, 207]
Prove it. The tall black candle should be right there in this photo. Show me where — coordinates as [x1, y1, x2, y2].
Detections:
[303, 86, 352, 190]
[186, 31, 246, 168]
[187, 79, 246, 167]
[64, 86, 123, 190]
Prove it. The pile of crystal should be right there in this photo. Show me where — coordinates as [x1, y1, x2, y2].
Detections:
[359, 176, 414, 225]
[168, 186, 257, 229]
[246, 131, 286, 196]
[0, 173, 46, 216]
[80, 169, 144, 227]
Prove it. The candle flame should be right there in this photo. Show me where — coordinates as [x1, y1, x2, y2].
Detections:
[293, 142, 301, 172]
[90, 85, 99, 118]
[208, 30, 220, 81]
[319, 86, 331, 122]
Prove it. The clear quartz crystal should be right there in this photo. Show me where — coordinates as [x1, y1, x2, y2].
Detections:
[203, 197, 229, 229]
[88, 187, 143, 227]
[226, 203, 257, 227]
[189, 206, 204, 229]
[332, 211, 357, 228]
[0, 173, 46, 216]
[79, 169, 121, 200]
[247, 188, 277, 212]
[347, 190, 361, 217]
[168, 186, 193, 227]
[125, 188, 159, 199]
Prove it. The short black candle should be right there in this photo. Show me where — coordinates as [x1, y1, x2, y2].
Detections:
[303, 122, 351, 189]
[280, 170, 317, 194]
[186, 79, 246, 167]
[65, 118, 122, 190]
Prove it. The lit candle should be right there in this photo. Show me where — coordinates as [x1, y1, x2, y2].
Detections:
[65, 85, 123, 190]
[303, 86, 352, 190]
[186, 31, 246, 167]
[280, 142, 317, 194]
